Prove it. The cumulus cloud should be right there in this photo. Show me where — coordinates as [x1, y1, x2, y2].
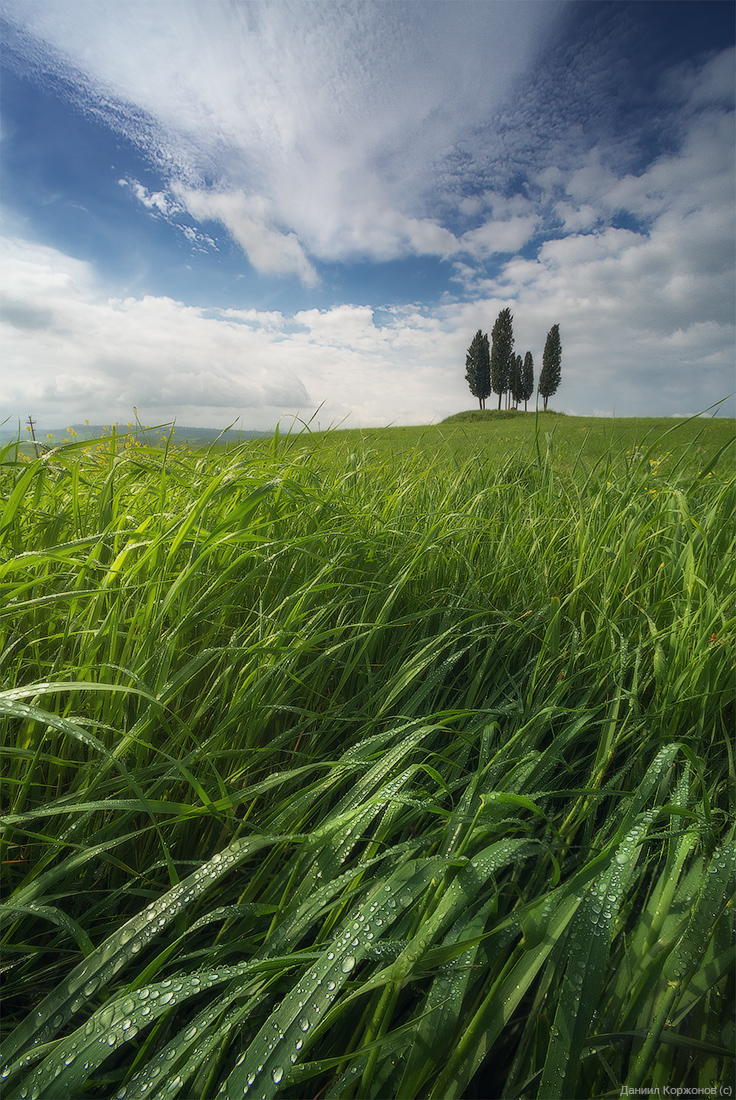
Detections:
[2, 218, 733, 431]
[461, 216, 540, 257]
[0, 237, 312, 425]
[0, 234, 473, 428]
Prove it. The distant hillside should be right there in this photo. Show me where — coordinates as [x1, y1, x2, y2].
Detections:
[0, 423, 271, 447]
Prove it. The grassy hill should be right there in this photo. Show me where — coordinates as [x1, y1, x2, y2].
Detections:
[292, 411, 735, 478]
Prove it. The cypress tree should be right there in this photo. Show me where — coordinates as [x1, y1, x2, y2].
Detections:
[539, 324, 562, 411]
[490, 308, 514, 410]
[510, 354, 524, 409]
[464, 329, 491, 410]
[521, 351, 534, 412]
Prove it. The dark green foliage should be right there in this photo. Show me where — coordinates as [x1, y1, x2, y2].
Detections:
[539, 324, 562, 410]
[521, 351, 535, 411]
[490, 308, 515, 410]
[464, 329, 491, 410]
[510, 354, 524, 408]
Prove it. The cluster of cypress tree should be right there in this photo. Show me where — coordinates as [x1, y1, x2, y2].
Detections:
[465, 312, 561, 412]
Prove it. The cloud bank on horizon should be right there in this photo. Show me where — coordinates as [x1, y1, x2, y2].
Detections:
[1, 0, 734, 429]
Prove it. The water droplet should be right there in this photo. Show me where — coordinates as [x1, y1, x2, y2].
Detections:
[299, 1016, 310, 1032]
[341, 956, 356, 973]
[271, 1067, 283, 1085]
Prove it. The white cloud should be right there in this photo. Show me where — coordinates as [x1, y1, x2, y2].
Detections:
[174, 186, 318, 285]
[461, 216, 540, 257]
[119, 177, 220, 253]
[662, 45, 735, 110]
[119, 179, 182, 218]
[0, 237, 311, 425]
[554, 202, 599, 232]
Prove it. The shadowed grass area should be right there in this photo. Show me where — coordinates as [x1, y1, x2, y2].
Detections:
[1, 416, 734, 1099]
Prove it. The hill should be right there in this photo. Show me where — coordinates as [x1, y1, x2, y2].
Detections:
[0, 422, 269, 448]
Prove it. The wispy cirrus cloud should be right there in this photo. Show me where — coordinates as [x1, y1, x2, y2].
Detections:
[2, 0, 564, 281]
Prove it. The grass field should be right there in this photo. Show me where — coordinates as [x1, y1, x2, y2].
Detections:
[1, 412, 734, 1099]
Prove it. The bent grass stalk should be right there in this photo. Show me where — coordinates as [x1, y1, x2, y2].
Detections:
[1, 419, 733, 1098]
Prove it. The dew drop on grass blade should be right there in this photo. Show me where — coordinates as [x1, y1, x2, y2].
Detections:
[1, 836, 278, 1075]
[219, 858, 447, 1100]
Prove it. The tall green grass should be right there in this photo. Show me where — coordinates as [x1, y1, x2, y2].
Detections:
[1, 418, 733, 1099]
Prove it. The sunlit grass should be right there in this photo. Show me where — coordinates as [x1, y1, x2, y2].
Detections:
[1, 415, 733, 1098]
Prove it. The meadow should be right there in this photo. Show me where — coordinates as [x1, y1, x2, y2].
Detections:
[1, 411, 734, 1099]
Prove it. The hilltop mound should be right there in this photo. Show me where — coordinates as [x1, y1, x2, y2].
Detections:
[441, 408, 565, 424]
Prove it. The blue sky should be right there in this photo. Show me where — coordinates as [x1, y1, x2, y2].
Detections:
[1, 0, 734, 429]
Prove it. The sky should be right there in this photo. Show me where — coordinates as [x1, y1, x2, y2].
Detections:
[1, 0, 734, 431]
